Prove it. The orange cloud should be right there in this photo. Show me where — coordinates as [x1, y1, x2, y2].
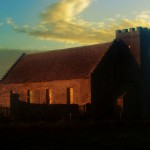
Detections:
[8, 0, 150, 45]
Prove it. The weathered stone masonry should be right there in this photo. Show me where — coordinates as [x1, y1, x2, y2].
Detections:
[0, 27, 150, 120]
[0, 78, 91, 107]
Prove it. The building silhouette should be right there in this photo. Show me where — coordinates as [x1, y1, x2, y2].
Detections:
[0, 27, 150, 120]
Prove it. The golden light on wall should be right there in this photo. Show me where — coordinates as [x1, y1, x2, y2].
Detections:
[46, 89, 53, 104]
[67, 88, 73, 104]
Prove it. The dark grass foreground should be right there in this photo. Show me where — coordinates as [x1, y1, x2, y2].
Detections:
[1, 120, 150, 150]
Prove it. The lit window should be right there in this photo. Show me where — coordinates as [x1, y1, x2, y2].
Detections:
[46, 89, 52, 104]
[67, 88, 73, 104]
[27, 90, 33, 103]
[117, 97, 123, 109]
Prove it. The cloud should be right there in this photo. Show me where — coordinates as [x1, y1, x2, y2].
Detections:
[40, 0, 92, 23]
[136, 11, 150, 19]
[6, 17, 18, 29]
[7, 0, 150, 45]
[11, 0, 114, 44]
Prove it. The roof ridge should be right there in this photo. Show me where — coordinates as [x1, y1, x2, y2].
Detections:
[26, 42, 111, 56]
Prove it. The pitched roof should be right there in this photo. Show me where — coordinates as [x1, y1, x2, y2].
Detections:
[1, 43, 111, 84]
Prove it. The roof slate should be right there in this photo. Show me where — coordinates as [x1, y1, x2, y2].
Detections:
[1, 43, 111, 84]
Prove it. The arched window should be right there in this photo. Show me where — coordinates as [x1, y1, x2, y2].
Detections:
[67, 88, 73, 104]
[46, 89, 52, 104]
[27, 90, 33, 103]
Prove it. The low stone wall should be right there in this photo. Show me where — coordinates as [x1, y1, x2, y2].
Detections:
[10, 94, 92, 121]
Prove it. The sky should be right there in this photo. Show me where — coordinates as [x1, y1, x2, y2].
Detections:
[0, 0, 150, 78]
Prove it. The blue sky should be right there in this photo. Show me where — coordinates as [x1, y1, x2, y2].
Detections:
[1, 0, 150, 50]
[0, 0, 150, 78]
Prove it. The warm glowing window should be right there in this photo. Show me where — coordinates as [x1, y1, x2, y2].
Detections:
[117, 97, 123, 109]
[46, 89, 52, 104]
[27, 90, 33, 103]
[67, 88, 73, 104]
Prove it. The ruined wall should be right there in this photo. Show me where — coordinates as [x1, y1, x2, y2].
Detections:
[0, 78, 91, 108]
[10, 94, 80, 121]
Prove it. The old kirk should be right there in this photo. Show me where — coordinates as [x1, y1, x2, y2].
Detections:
[0, 27, 150, 120]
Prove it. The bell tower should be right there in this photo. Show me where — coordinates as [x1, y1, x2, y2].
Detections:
[116, 27, 150, 119]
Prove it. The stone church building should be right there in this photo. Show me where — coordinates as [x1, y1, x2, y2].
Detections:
[0, 27, 150, 120]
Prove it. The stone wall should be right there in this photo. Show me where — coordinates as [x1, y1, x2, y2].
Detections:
[0, 78, 91, 108]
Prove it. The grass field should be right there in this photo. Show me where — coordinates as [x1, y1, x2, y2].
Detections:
[0, 121, 150, 150]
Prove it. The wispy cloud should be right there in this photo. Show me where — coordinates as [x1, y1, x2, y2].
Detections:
[6, 17, 18, 29]
[7, 0, 150, 45]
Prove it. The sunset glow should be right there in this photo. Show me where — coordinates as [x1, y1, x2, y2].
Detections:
[0, 0, 150, 78]
[1, 0, 150, 50]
